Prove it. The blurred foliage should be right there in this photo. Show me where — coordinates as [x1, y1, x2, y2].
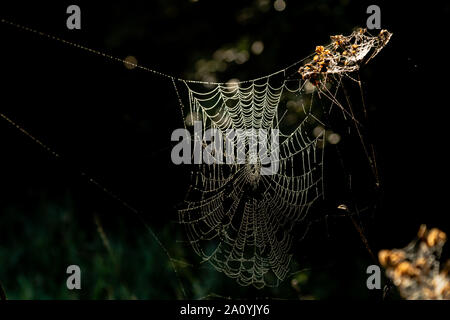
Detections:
[0, 193, 178, 299]
[0, 189, 382, 299]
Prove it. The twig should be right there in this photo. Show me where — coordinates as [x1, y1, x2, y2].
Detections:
[0, 280, 7, 300]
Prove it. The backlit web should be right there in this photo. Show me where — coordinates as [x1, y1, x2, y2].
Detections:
[0, 17, 391, 292]
[175, 28, 392, 288]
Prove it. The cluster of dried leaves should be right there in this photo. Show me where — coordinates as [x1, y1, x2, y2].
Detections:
[298, 28, 392, 86]
[379, 225, 449, 300]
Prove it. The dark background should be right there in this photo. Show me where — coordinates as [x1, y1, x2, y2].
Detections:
[0, 0, 448, 299]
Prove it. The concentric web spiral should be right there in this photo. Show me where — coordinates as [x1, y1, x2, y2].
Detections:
[175, 28, 392, 288]
[0, 17, 392, 292]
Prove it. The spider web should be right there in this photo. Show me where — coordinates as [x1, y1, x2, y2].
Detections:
[174, 28, 392, 288]
[0, 18, 391, 293]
